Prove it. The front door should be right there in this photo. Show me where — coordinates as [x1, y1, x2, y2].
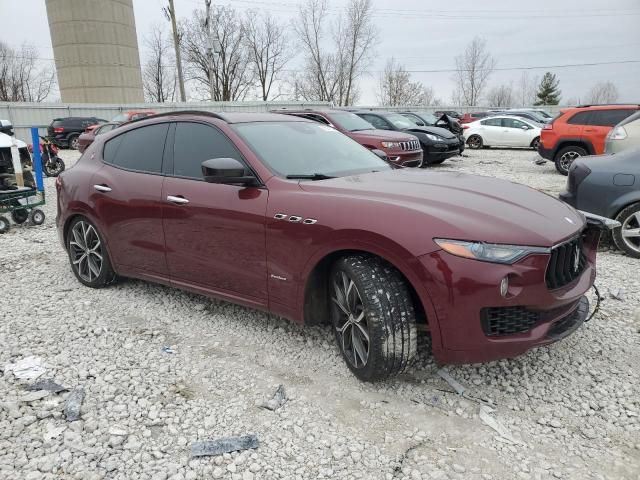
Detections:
[162, 121, 269, 303]
[500, 117, 531, 146]
[90, 122, 170, 276]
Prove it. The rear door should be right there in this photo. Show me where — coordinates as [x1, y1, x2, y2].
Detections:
[478, 118, 502, 144]
[584, 109, 637, 154]
[90, 122, 170, 277]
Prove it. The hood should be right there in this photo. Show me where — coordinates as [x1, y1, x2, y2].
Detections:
[403, 126, 457, 139]
[351, 129, 417, 142]
[299, 169, 584, 247]
[0, 132, 27, 149]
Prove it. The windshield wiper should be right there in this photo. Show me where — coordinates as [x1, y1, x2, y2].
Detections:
[285, 173, 336, 180]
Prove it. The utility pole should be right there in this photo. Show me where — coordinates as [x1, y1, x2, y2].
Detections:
[165, 0, 186, 102]
[204, 0, 215, 101]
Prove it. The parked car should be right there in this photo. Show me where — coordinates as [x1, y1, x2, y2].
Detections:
[464, 116, 541, 150]
[77, 122, 122, 153]
[459, 112, 490, 124]
[111, 110, 157, 123]
[48, 117, 107, 150]
[57, 110, 607, 380]
[538, 104, 640, 175]
[501, 110, 549, 124]
[434, 110, 462, 119]
[560, 148, 640, 257]
[400, 111, 465, 153]
[510, 108, 554, 120]
[605, 110, 640, 154]
[353, 111, 461, 165]
[273, 109, 423, 167]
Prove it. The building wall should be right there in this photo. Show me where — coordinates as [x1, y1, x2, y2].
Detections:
[45, 0, 144, 103]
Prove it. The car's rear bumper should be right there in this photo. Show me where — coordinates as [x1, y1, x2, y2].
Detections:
[538, 143, 554, 160]
[558, 190, 577, 208]
[418, 230, 598, 364]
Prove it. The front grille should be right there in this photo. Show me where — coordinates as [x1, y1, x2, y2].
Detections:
[400, 140, 420, 151]
[545, 235, 587, 290]
[481, 306, 540, 336]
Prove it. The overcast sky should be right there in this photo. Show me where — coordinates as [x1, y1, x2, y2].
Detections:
[1, 0, 639, 104]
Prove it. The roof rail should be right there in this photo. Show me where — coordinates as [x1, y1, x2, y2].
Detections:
[575, 103, 640, 108]
[129, 110, 227, 123]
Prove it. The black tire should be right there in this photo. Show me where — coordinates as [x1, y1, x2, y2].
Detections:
[67, 217, 117, 288]
[68, 134, 80, 150]
[0, 216, 10, 234]
[467, 135, 483, 149]
[11, 208, 29, 224]
[531, 137, 540, 150]
[330, 254, 417, 381]
[554, 145, 587, 175]
[612, 203, 640, 259]
[29, 209, 45, 226]
[43, 157, 65, 177]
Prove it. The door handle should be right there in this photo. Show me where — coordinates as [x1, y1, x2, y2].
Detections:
[93, 184, 112, 192]
[167, 195, 189, 205]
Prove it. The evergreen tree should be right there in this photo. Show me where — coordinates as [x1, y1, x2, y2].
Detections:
[534, 72, 561, 105]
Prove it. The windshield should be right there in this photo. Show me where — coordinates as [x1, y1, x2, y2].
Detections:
[233, 121, 391, 179]
[329, 112, 374, 132]
[413, 112, 437, 125]
[386, 113, 416, 129]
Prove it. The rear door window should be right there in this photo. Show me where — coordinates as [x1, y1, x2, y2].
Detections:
[567, 111, 592, 125]
[588, 109, 635, 127]
[481, 118, 502, 126]
[104, 123, 169, 173]
[172, 122, 243, 179]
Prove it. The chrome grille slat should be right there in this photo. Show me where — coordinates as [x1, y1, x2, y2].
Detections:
[399, 140, 420, 151]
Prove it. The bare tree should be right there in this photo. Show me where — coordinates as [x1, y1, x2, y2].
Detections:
[182, 6, 254, 101]
[0, 41, 56, 102]
[486, 84, 514, 108]
[377, 58, 434, 106]
[244, 12, 291, 101]
[293, 0, 377, 105]
[142, 26, 176, 102]
[585, 81, 619, 104]
[516, 71, 538, 107]
[452, 37, 496, 106]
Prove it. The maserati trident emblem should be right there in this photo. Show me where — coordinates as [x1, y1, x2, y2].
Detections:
[573, 245, 580, 273]
[565, 217, 575, 224]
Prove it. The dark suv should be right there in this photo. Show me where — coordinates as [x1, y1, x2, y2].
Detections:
[48, 117, 106, 150]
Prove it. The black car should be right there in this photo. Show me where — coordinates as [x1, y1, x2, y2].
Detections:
[434, 110, 462, 119]
[560, 148, 640, 257]
[354, 111, 461, 165]
[48, 117, 107, 150]
[400, 111, 465, 153]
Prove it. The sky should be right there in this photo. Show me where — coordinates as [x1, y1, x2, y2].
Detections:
[1, 0, 639, 105]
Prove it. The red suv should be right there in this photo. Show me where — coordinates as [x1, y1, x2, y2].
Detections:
[274, 109, 423, 167]
[539, 104, 640, 174]
[56, 111, 606, 381]
[459, 112, 489, 124]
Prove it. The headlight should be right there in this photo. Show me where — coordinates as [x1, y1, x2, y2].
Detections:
[425, 133, 442, 142]
[434, 238, 549, 264]
[608, 126, 627, 140]
[381, 141, 401, 148]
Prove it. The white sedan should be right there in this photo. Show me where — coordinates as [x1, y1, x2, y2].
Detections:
[464, 116, 541, 150]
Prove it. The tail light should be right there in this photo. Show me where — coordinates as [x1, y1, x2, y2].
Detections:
[463, 125, 470, 129]
[543, 123, 553, 130]
[53, 127, 64, 133]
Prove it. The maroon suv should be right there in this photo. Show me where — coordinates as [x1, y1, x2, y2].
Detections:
[274, 109, 423, 167]
[56, 111, 606, 381]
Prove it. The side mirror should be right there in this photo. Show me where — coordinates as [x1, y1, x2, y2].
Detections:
[201, 158, 258, 186]
[371, 149, 389, 161]
[415, 121, 425, 126]
[521, 125, 529, 130]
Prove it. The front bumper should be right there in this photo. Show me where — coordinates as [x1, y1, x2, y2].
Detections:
[388, 151, 423, 168]
[418, 230, 598, 364]
[424, 138, 461, 163]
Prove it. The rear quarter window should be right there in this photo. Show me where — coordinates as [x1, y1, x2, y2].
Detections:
[567, 111, 591, 125]
[102, 123, 169, 173]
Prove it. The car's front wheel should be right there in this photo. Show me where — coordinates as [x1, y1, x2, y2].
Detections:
[613, 203, 640, 258]
[467, 135, 483, 149]
[554, 145, 587, 175]
[67, 217, 117, 287]
[330, 255, 417, 381]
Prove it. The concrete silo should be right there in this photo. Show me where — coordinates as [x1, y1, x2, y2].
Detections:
[45, 0, 144, 103]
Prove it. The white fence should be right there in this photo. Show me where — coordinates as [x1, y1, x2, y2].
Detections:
[0, 101, 564, 143]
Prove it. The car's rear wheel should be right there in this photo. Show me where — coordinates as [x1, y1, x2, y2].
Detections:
[613, 203, 640, 258]
[330, 254, 417, 381]
[467, 135, 483, 149]
[67, 217, 117, 287]
[554, 145, 587, 175]
[531, 137, 540, 150]
[68, 134, 80, 150]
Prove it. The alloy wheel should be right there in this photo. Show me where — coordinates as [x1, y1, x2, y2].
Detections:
[621, 212, 640, 254]
[69, 221, 103, 282]
[70, 136, 79, 150]
[331, 271, 370, 369]
[559, 150, 581, 172]
[468, 136, 482, 149]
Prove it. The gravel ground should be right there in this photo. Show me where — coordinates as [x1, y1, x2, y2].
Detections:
[1, 148, 638, 480]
